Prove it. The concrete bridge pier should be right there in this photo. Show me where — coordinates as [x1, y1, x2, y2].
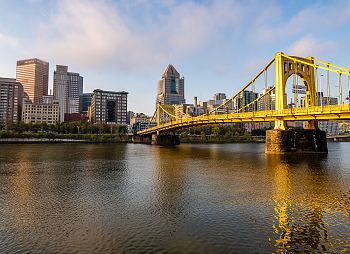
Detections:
[132, 134, 152, 144]
[151, 132, 180, 145]
[133, 133, 180, 145]
[265, 121, 328, 154]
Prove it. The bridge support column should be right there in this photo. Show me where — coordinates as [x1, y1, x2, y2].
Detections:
[266, 129, 327, 154]
[132, 134, 152, 144]
[151, 133, 180, 145]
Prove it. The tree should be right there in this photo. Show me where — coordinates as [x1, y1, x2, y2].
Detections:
[179, 131, 188, 139]
[60, 123, 67, 134]
[224, 131, 232, 139]
[53, 121, 61, 133]
[117, 125, 127, 139]
[212, 126, 220, 137]
[243, 130, 252, 140]
[67, 122, 77, 134]
[40, 122, 50, 132]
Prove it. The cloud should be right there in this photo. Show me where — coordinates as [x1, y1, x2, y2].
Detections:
[243, 57, 271, 75]
[248, 1, 350, 44]
[33, 0, 248, 71]
[31, 0, 349, 76]
[0, 33, 18, 47]
[286, 35, 336, 58]
[35, 0, 155, 70]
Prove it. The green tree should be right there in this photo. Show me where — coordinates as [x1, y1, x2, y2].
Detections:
[60, 123, 68, 134]
[179, 131, 188, 139]
[40, 122, 50, 132]
[67, 122, 77, 134]
[212, 126, 220, 137]
[224, 131, 232, 139]
[243, 130, 252, 140]
[33, 123, 41, 132]
[117, 125, 127, 139]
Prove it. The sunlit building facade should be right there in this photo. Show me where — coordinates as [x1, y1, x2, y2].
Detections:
[53, 65, 83, 122]
[22, 96, 59, 124]
[156, 64, 185, 106]
[0, 78, 23, 122]
[16, 58, 49, 104]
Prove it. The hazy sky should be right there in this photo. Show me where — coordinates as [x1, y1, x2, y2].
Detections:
[1, 0, 350, 114]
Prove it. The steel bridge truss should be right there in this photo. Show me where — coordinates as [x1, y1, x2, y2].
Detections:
[139, 52, 350, 135]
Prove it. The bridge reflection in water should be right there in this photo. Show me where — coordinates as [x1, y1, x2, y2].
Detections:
[0, 143, 350, 253]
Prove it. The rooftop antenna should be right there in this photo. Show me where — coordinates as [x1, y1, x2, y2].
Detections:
[170, 53, 171, 65]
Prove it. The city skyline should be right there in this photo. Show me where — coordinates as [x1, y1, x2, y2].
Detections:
[1, 0, 350, 115]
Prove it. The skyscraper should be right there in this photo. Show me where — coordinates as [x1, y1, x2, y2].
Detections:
[0, 77, 23, 122]
[214, 93, 226, 101]
[16, 58, 49, 104]
[156, 64, 185, 105]
[53, 65, 83, 122]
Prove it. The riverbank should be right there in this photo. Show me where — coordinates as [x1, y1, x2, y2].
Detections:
[0, 138, 132, 144]
[180, 136, 266, 143]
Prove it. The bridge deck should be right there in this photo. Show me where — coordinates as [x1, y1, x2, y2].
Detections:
[138, 104, 350, 135]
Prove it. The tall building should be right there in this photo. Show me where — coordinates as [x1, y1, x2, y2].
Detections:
[79, 93, 92, 117]
[258, 86, 276, 111]
[156, 64, 185, 106]
[214, 93, 226, 101]
[16, 58, 49, 104]
[22, 95, 59, 124]
[90, 89, 128, 124]
[53, 65, 83, 122]
[130, 113, 148, 125]
[0, 77, 23, 122]
[235, 90, 259, 112]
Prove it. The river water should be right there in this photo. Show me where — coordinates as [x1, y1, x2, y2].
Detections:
[0, 142, 350, 253]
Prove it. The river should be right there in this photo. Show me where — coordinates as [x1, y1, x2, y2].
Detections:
[0, 142, 349, 253]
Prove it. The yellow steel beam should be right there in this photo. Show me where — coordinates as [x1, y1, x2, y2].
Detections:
[205, 57, 275, 116]
[282, 54, 350, 76]
[137, 105, 350, 135]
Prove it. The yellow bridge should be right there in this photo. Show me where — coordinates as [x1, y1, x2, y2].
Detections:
[139, 52, 350, 136]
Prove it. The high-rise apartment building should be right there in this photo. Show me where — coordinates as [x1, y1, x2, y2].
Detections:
[16, 58, 49, 104]
[156, 64, 185, 106]
[53, 65, 83, 122]
[90, 89, 128, 124]
[0, 78, 23, 122]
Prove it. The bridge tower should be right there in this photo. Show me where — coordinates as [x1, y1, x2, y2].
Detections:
[274, 52, 317, 130]
[266, 52, 327, 153]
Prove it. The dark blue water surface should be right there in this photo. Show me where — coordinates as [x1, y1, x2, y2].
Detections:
[0, 142, 350, 253]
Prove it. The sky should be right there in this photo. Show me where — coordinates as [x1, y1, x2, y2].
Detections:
[1, 0, 350, 115]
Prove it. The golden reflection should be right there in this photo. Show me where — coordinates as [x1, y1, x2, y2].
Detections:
[150, 145, 188, 217]
[4, 146, 40, 252]
[267, 154, 329, 252]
